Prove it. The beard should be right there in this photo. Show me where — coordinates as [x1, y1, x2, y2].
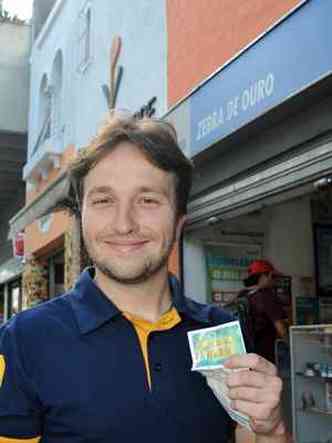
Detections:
[83, 228, 177, 285]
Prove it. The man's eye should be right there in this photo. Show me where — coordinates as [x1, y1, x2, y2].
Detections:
[140, 197, 159, 206]
[92, 198, 112, 205]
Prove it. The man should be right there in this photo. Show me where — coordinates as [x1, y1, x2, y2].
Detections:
[241, 260, 289, 363]
[0, 113, 289, 442]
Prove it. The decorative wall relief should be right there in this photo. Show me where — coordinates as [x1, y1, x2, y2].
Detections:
[22, 256, 48, 308]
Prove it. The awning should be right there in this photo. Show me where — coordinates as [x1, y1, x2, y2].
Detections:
[0, 258, 24, 285]
[187, 138, 332, 229]
[8, 170, 70, 239]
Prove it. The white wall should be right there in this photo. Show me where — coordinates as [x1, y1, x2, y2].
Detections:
[27, 0, 167, 158]
[264, 195, 315, 297]
[183, 235, 208, 303]
[0, 22, 31, 132]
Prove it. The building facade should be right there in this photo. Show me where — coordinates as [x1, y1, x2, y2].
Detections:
[166, 1, 332, 435]
[9, 0, 168, 308]
[166, 0, 332, 323]
[0, 19, 31, 323]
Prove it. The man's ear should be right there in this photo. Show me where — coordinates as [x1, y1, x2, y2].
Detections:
[175, 215, 187, 241]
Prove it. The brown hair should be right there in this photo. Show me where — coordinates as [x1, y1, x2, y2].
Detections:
[67, 112, 193, 217]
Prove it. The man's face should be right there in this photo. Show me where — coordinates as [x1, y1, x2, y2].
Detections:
[81, 142, 185, 284]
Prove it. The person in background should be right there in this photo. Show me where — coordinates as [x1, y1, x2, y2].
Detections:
[242, 259, 289, 364]
[0, 113, 289, 442]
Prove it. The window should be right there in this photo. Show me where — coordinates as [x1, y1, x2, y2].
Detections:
[32, 49, 63, 158]
[50, 50, 63, 139]
[32, 74, 52, 157]
[48, 251, 64, 298]
[8, 279, 22, 318]
[78, 4, 92, 71]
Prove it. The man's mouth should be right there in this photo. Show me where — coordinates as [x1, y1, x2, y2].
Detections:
[102, 240, 149, 254]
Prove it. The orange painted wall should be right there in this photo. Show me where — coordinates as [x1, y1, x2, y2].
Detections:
[168, 243, 180, 277]
[25, 144, 76, 257]
[167, 0, 302, 106]
[25, 211, 70, 257]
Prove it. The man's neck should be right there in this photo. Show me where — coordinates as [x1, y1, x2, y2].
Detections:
[94, 267, 173, 323]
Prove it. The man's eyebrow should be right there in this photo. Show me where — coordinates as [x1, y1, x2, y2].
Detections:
[137, 186, 165, 194]
[86, 186, 113, 197]
[86, 185, 173, 200]
[137, 186, 173, 199]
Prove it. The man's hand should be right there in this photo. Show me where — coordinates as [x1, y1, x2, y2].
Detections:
[224, 353, 286, 438]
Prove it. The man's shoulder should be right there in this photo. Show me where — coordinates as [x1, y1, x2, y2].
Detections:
[170, 274, 233, 325]
[1, 291, 75, 340]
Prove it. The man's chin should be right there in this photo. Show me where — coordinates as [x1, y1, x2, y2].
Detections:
[96, 263, 163, 285]
[108, 271, 153, 285]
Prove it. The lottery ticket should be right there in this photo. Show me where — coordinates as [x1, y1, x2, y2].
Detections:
[187, 321, 252, 431]
[187, 320, 246, 371]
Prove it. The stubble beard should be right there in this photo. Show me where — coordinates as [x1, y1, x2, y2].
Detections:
[83, 229, 177, 285]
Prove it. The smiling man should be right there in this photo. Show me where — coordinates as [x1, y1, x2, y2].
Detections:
[0, 113, 289, 442]
[82, 140, 185, 301]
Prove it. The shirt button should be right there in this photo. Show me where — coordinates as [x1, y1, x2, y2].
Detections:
[153, 362, 162, 372]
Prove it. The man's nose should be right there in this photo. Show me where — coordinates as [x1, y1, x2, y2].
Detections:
[112, 202, 138, 234]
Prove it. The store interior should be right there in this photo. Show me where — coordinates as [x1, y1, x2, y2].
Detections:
[184, 187, 332, 323]
[183, 186, 332, 437]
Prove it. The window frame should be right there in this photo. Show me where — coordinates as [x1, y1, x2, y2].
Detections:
[77, 2, 93, 73]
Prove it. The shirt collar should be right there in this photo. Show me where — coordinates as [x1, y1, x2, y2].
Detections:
[69, 268, 211, 335]
[169, 274, 211, 324]
[69, 268, 120, 335]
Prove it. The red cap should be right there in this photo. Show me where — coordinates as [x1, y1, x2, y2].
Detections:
[247, 259, 281, 276]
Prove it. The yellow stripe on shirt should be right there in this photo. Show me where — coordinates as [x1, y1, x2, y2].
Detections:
[0, 355, 6, 387]
[123, 307, 181, 389]
[0, 437, 41, 443]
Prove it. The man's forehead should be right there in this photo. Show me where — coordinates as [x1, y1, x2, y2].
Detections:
[87, 144, 160, 174]
[83, 165, 176, 199]
[86, 182, 174, 197]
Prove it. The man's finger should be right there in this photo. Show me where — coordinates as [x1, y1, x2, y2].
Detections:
[226, 369, 282, 393]
[224, 353, 277, 376]
[231, 398, 281, 422]
[228, 385, 280, 404]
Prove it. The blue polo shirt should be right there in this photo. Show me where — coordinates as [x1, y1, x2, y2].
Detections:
[0, 269, 233, 442]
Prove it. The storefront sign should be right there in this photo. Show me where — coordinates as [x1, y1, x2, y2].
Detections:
[191, 0, 332, 155]
[133, 96, 157, 119]
[194, 72, 275, 147]
[12, 232, 24, 259]
[167, 0, 332, 157]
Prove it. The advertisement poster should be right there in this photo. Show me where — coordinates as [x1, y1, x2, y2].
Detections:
[205, 243, 261, 306]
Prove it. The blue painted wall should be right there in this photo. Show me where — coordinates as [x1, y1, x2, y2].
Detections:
[27, 0, 167, 159]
